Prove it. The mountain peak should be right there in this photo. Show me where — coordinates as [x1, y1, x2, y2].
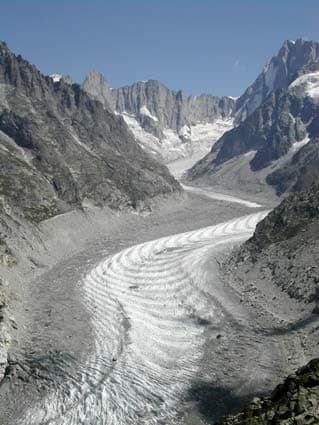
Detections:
[0, 40, 10, 52]
[278, 37, 319, 58]
[49, 73, 73, 85]
[82, 69, 113, 108]
[235, 38, 319, 122]
[83, 69, 112, 90]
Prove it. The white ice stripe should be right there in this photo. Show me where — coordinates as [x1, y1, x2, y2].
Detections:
[18, 211, 269, 425]
[182, 184, 262, 208]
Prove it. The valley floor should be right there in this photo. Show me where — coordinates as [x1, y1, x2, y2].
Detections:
[0, 182, 317, 424]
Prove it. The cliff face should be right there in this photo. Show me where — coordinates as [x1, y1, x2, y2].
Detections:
[82, 71, 235, 162]
[0, 42, 181, 223]
[112, 80, 234, 132]
[83, 73, 235, 132]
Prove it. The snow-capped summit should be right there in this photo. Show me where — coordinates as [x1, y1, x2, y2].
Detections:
[49, 73, 73, 84]
[290, 71, 319, 100]
[235, 38, 319, 122]
[50, 73, 63, 83]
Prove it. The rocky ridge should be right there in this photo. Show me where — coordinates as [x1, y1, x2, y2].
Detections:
[0, 41, 180, 222]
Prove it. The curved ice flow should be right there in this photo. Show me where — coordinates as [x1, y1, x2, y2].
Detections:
[19, 211, 268, 425]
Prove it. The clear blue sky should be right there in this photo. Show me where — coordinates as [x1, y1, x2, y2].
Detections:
[1, 0, 318, 96]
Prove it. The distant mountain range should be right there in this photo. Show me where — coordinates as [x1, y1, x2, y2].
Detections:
[0, 37, 318, 228]
[82, 71, 235, 162]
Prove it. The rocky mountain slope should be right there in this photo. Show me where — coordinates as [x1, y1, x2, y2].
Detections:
[187, 39, 319, 199]
[217, 358, 319, 425]
[214, 182, 319, 424]
[266, 136, 319, 195]
[237, 182, 319, 303]
[82, 71, 235, 162]
[0, 41, 180, 224]
[0, 41, 183, 383]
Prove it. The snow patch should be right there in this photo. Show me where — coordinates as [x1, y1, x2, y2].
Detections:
[290, 72, 319, 100]
[244, 150, 257, 158]
[292, 135, 310, 152]
[139, 106, 158, 122]
[179, 125, 191, 138]
[190, 119, 233, 146]
[50, 74, 63, 83]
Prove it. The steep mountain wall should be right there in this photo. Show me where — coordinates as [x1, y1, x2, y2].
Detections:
[0, 42, 181, 223]
[82, 71, 235, 162]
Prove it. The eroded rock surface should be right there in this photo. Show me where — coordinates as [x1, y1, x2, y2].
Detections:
[217, 358, 319, 425]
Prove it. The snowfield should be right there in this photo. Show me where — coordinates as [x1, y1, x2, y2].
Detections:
[290, 71, 319, 100]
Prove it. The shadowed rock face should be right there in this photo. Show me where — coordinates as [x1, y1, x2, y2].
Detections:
[246, 182, 319, 251]
[112, 81, 235, 132]
[0, 42, 181, 222]
[266, 137, 319, 195]
[217, 358, 319, 424]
